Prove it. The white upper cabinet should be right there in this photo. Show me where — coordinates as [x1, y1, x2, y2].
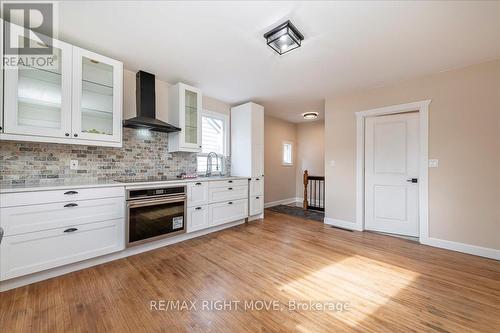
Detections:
[3, 23, 73, 138]
[1, 22, 123, 147]
[231, 102, 265, 178]
[71, 47, 122, 143]
[168, 83, 202, 152]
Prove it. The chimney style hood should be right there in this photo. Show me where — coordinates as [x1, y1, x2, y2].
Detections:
[123, 71, 181, 133]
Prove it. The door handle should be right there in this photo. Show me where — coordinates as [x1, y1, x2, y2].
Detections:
[406, 178, 418, 183]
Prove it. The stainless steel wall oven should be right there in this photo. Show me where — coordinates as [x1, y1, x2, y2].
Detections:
[126, 185, 186, 246]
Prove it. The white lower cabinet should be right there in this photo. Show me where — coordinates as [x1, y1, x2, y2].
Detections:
[0, 186, 125, 281]
[0, 219, 124, 280]
[208, 185, 248, 203]
[0, 197, 124, 236]
[249, 195, 264, 216]
[187, 205, 209, 233]
[187, 181, 208, 207]
[250, 177, 264, 196]
[209, 199, 248, 227]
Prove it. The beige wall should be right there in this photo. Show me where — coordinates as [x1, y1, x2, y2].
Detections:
[123, 69, 230, 120]
[295, 121, 325, 198]
[325, 59, 500, 249]
[264, 116, 297, 204]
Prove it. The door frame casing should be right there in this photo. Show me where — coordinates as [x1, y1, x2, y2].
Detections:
[355, 100, 431, 242]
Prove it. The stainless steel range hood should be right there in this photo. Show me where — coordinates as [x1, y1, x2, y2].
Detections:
[123, 71, 181, 133]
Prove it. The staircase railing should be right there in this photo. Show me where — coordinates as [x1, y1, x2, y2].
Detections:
[303, 170, 325, 211]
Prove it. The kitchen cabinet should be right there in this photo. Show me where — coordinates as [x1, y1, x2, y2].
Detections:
[250, 177, 264, 196]
[71, 47, 122, 143]
[0, 219, 123, 280]
[3, 23, 73, 138]
[1, 22, 123, 147]
[187, 181, 208, 207]
[187, 205, 209, 233]
[209, 199, 248, 227]
[231, 102, 265, 217]
[249, 195, 264, 216]
[0, 18, 4, 132]
[0, 186, 125, 281]
[186, 179, 249, 234]
[168, 83, 202, 152]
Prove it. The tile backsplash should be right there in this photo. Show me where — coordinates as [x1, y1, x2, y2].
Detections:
[0, 128, 227, 186]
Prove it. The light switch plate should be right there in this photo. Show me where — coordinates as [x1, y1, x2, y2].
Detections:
[70, 160, 78, 170]
[428, 159, 439, 168]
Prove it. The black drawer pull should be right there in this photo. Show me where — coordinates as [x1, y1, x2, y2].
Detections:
[256, 178, 260, 181]
[228, 201, 233, 205]
[64, 203, 78, 208]
[195, 207, 202, 210]
[256, 196, 260, 199]
[64, 190, 78, 195]
[64, 228, 78, 233]
[228, 187, 233, 190]
[195, 182, 202, 185]
[228, 180, 233, 183]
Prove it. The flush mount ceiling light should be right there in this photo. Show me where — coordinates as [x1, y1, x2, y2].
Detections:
[302, 112, 318, 120]
[263, 20, 304, 55]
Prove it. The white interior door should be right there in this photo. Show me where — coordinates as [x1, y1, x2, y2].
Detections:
[365, 112, 419, 237]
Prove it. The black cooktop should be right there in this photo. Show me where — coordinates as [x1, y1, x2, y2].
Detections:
[114, 177, 181, 183]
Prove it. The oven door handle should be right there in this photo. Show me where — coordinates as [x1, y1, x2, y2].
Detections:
[127, 196, 186, 208]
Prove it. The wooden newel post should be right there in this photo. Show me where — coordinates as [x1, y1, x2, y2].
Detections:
[303, 170, 309, 210]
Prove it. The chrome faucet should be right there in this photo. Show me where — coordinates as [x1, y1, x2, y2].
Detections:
[206, 152, 219, 177]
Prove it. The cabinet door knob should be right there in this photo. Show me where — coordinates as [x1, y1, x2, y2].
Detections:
[74, 133, 78, 137]
[64, 228, 78, 233]
[228, 201, 233, 205]
[65, 133, 70, 137]
[64, 203, 78, 208]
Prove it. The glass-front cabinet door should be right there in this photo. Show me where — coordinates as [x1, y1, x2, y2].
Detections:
[180, 84, 202, 150]
[3, 23, 72, 138]
[71, 47, 122, 143]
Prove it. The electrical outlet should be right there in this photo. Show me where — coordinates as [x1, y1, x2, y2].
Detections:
[428, 159, 439, 168]
[70, 160, 78, 170]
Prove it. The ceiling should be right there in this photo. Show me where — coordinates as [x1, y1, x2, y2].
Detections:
[56, 1, 500, 122]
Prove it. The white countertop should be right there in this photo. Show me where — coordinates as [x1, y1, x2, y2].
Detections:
[0, 176, 249, 194]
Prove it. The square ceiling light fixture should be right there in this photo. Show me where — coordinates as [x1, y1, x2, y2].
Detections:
[264, 20, 304, 55]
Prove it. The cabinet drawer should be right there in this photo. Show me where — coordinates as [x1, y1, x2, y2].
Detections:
[0, 197, 125, 236]
[209, 179, 248, 188]
[209, 199, 248, 227]
[208, 185, 248, 204]
[0, 186, 125, 208]
[250, 177, 264, 196]
[187, 181, 208, 207]
[250, 195, 264, 216]
[0, 219, 124, 281]
[187, 205, 209, 233]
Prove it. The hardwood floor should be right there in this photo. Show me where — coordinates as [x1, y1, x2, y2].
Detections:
[1, 210, 499, 332]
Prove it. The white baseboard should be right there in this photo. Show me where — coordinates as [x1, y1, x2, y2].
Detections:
[0, 220, 246, 292]
[324, 217, 363, 231]
[421, 236, 500, 261]
[264, 197, 299, 208]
